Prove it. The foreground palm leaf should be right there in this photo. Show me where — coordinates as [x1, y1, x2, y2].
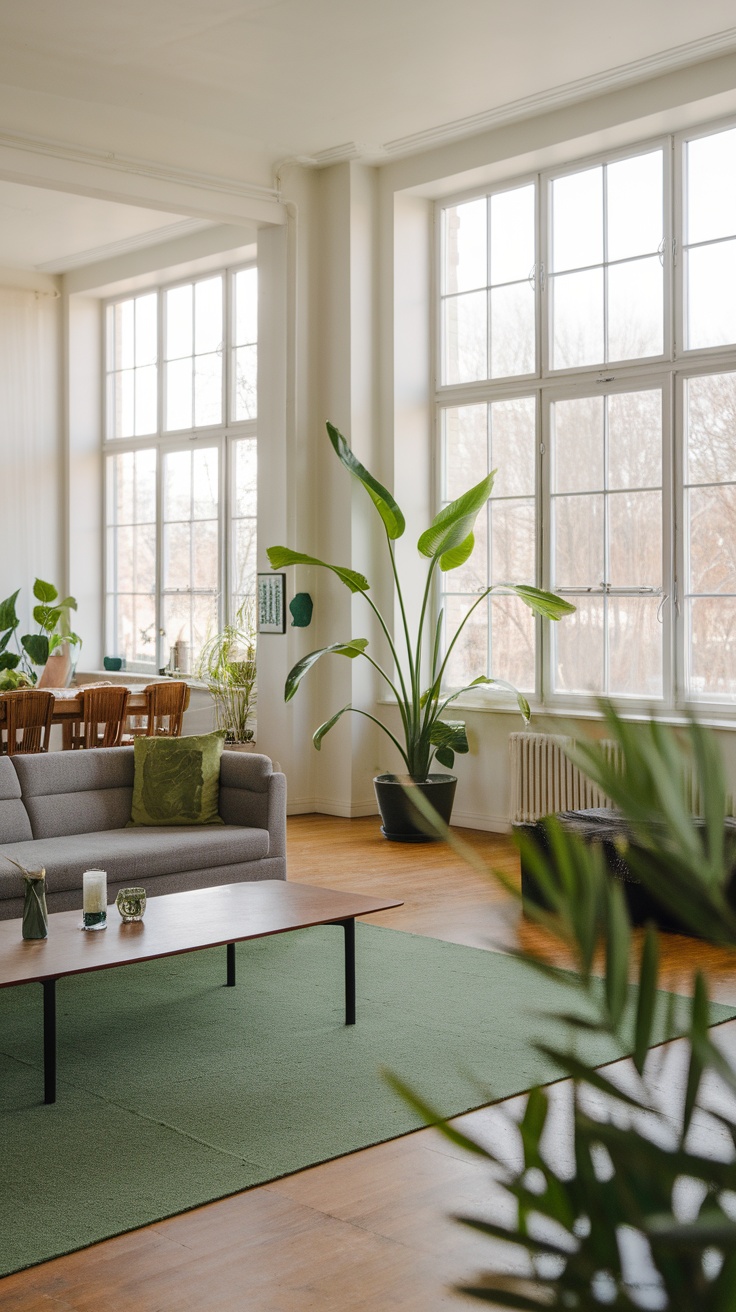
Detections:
[389, 705, 736, 1307]
[269, 424, 574, 781]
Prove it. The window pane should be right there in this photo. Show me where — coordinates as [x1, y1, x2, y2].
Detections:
[443, 291, 487, 383]
[552, 395, 604, 494]
[234, 344, 257, 421]
[607, 257, 663, 361]
[687, 127, 736, 246]
[195, 277, 223, 355]
[688, 598, 736, 698]
[135, 293, 157, 366]
[687, 241, 736, 350]
[688, 485, 736, 593]
[192, 520, 218, 591]
[443, 405, 487, 502]
[490, 594, 535, 692]
[609, 597, 662, 696]
[163, 521, 191, 591]
[552, 167, 603, 272]
[490, 184, 535, 284]
[234, 438, 257, 517]
[133, 524, 156, 594]
[686, 372, 736, 484]
[119, 300, 134, 370]
[234, 518, 258, 597]
[443, 198, 487, 295]
[135, 364, 157, 435]
[553, 598, 604, 693]
[164, 450, 191, 521]
[551, 268, 604, 369]
[489, 397, 535, 498]
[194, 352, 222, 428]
[490, 281, 535, 377]
[553, 494, 604, 588]
[235, 267, 258, 345]
[490, 500, 535, 584]
[608, 490, 662, 587]
[607, 151, 663, 262]
[442, 595, 487, 688]
[608, 390, 662, 489]
[166, 357, 193, 431]
[450, 510, 487, 593]
[166, 285, 192, 360]
[162, 593, 191, 659]
[120, 370, 134, 439]
[192, 447, 218, 520]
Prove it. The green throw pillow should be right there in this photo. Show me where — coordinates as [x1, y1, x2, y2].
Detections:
[129, 731, 226, 826]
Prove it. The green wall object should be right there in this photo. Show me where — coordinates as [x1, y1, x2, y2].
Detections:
[289, 593, 313, 627]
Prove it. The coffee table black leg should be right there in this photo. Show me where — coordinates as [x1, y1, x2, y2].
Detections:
[42, 979, 56, 1105]
[340, 918, 356, 1025]
[226, 942, 236, 987]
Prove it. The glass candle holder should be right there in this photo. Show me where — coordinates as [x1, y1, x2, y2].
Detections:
[22, 868, 48, 940]
[81, 869, 107, 931]
[116, 887, 146, 922]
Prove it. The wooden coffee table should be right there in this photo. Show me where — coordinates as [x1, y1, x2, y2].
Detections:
[0, 881, 403, 1104]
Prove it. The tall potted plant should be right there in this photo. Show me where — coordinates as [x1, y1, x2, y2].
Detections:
[0, 579, 81, 688]
[268, 423, 574, 839]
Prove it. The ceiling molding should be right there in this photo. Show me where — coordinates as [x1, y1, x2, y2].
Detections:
[0, 129, 279, 202]
[381, 24, 736, 158]
[34, 217, 214, 274]
[311, 142, 367, 167]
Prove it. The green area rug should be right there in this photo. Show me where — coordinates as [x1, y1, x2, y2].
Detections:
[1, 923, 734, 1277]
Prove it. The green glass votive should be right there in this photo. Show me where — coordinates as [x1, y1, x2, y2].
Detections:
[116, 887, 146, 922]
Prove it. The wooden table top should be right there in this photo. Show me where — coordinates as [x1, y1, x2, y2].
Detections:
[0, 881, 404, 987]
[0, 686, 152, 724]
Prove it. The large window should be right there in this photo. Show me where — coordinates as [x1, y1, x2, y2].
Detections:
[437, 119, 736, 712]
[105, 266, 257, 671]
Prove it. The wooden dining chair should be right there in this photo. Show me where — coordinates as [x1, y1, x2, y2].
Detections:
[0, 689, 55, 756]
[63, 685, 130, 749]
[123, 681, 189, 741]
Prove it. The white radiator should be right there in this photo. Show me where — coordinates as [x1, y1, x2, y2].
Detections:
[509, 731, 733, 823]
[509, 733, 620, 824]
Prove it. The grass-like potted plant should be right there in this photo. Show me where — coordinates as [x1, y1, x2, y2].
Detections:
[196, 600, 257, 748]
[268, 423, 574, 839]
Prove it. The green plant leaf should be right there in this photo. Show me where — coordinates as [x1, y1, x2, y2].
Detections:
[0, 651, 20, 670]
[33, 605, 62, 632]
[284, 639, 369, 702]
[0, 589, 20, 632]
[434, 746, 455, 768]
[501, 584, 576, 620]
[429, 719, 469, 754]
[32, 578, 58, 604]
[267, 546, 369, 594]
[418, 472, 495, 561]
[604, 877, 630, 1028]
[326, 422, 405, 540]
[439, 531, 475, 572]
[21, 633, 50, 666]
[468, 675, 531, 723]
[57, 595, 77, 611]
[313, 704, 352, 750]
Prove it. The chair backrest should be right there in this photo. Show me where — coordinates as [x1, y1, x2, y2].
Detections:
[70, 686, 130, 749]
[144, 681, 189, 737]
[0, 690, 55, 756]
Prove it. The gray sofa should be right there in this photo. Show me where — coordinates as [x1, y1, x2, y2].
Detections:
[0, 746, 286, 920]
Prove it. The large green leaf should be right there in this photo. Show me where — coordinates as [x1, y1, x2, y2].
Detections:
[326, 422, 405, 540]
[502, 584, 576, 620]
[468, 676, 531, 724]
[21, 633, 49, 666]
[439, 531, 475, 573]
[417, 472, 495, 561]
[0, 651, 20, 670]
[57, 595, 77, 611]
[429, 719, 469, 770]
[313, 704, 352, 750]
[267, 546, 369, 595]
[0, 590, 19, 632]
[284, 639, 368, 702]
[33, 605, 61, 633]
[33, 578, 58, 604]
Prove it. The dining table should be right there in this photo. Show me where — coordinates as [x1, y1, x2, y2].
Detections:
[0, 683, 179, 728]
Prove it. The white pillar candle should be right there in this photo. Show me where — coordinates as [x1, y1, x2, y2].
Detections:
[83, 869, 107, 914]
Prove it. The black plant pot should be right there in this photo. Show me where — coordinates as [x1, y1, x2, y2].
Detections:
[373, 773, 457, 843]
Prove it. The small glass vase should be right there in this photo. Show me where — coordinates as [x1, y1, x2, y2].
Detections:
[22, 869, 48, 940]
[116, 887, 146, 922]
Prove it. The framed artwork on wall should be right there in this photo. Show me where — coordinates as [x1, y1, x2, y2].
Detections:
[257, 573, 286, 634]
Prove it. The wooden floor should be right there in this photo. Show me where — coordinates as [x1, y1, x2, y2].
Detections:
[4, 814, 736, 1311]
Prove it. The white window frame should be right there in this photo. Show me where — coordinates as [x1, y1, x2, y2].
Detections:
[103, 262, 257, 673]
[435, 116, 736, 719]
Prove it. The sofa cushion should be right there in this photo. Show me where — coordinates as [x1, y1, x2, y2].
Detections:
[12, 747, 134, 839]
[0, 757, 33, 844]
[0, 824, 270, 898]
[219, 751, 274, 829]
[130, 731, 226, 826]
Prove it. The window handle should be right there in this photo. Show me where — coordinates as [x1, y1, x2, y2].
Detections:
[656, 593, 668, 623]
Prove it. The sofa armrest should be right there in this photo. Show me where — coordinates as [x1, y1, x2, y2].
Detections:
[218, 752, 287, 860]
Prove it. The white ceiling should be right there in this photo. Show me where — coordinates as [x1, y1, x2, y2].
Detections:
[1, 0, 736, 272]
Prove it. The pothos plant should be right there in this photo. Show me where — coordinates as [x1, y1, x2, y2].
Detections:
[268, 423, 574, 780]
[0, 579, 81, 688]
